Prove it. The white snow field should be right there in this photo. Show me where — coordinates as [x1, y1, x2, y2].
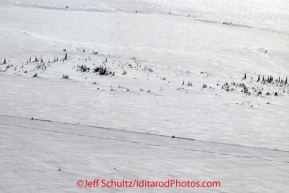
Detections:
[0, 0, 289, 192]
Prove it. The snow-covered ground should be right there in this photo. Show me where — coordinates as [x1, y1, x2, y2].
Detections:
[0, 0, 289, 192]
[1, 115, 289, 192]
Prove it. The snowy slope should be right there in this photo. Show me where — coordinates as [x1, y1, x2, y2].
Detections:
[1, 115, 289, 193]
[0, 0, 289, 192]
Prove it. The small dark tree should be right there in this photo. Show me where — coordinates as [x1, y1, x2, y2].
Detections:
[285, 77, 287, 84]
[3, 58, 6, 64]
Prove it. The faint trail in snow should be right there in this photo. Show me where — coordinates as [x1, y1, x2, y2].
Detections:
[1, 114, 289, 156]
[11, 3, 289, 36]
[12, 3, 113, 13]
[194, 19, 219, 24]
[192, 19, 289, 35]
[0, 114, 168, 137]
[1, 121, 288, 164]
